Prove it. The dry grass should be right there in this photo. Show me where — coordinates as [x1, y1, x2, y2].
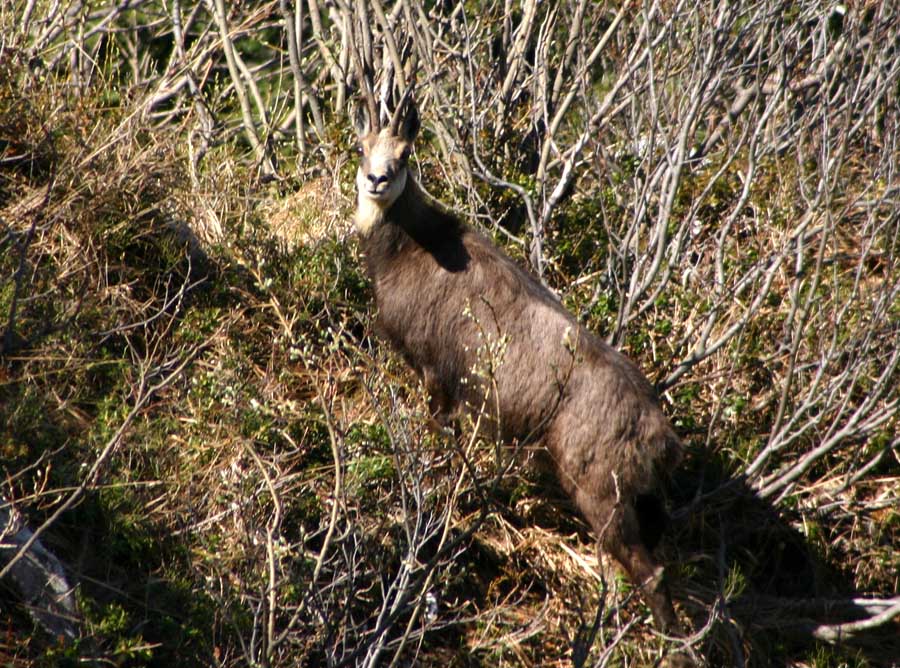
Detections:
[262, 175, 351, 248]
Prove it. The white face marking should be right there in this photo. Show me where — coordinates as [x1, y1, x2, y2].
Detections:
[354, 128, 410, 235]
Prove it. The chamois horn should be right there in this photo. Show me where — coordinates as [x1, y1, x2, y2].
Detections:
[388, 80, 416, 135]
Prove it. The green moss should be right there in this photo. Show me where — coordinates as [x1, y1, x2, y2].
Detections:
[803, 645, 871, 668]
[347, 454, 395, 494]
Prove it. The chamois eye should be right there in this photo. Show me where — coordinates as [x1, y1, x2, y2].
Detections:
[400, 147, 411, 161]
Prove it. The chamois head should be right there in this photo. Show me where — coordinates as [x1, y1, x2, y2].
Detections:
[354, 99, 420, 235]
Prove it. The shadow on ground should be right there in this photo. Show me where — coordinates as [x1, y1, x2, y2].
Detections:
[662, 446, 899, 667]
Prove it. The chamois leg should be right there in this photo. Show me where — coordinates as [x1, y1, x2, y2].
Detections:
[422, 369, 457, 434]
[602, 504, 681, 635]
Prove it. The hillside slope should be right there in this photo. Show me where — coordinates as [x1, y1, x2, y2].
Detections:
[2, 2, 899, 666]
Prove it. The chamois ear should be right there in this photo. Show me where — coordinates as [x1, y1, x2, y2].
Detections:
[354, 104, 371, 137]
[400, 104, 420, 143]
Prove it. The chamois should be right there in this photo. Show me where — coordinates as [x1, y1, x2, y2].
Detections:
[354, 100, 684, 634]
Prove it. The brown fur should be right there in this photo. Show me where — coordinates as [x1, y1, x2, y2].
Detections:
[355, 106, 684, 633]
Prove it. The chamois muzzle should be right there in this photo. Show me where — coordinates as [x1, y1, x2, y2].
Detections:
[366, 169, 395, 193]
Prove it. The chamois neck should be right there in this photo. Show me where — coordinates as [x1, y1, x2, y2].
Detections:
[388, 176, 461, 237]
[359, 175, 469, 275]
[384, 176, 427, 225]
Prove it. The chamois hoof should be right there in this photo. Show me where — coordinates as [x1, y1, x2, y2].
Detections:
[656, 651, 696, 668]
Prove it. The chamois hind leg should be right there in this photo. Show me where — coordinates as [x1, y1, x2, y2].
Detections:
[591, 500, 681, 635]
